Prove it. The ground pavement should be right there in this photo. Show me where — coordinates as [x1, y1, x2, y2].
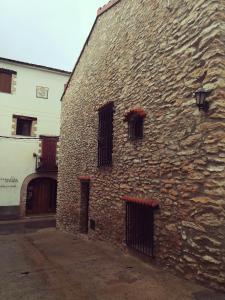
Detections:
[0, 218, 225, 300]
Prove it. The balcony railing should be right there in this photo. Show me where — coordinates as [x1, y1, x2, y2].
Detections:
[35, 156, 58, 172]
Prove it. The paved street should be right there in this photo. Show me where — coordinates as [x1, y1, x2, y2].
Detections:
[0, 224, 224, 300]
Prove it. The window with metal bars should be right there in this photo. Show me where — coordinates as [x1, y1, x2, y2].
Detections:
[98, 102, 114, 167]
[126, 202, 154, 257]
[128, 114, 143, 140]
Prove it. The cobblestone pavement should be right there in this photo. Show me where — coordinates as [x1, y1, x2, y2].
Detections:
[0, 226, 224, 300]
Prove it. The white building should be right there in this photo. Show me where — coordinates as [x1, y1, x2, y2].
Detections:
[0, 57, 70, 219]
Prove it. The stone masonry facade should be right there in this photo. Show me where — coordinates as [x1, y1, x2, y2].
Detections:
[57, 0, 225, 291]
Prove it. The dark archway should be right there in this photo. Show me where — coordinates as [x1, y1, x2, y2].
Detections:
[26, 177, 57, 215]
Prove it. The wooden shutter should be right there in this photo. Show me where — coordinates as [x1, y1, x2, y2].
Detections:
[41, 137, 58, 170]
[0, 72, 12, 93]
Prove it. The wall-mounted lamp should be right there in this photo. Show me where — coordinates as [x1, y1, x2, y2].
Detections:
[194, 88, 211, 112]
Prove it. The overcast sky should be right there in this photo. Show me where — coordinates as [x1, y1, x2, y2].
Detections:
[0, 0, 108, 71]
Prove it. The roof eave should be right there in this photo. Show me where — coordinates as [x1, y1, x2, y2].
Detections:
[0, 57, 71, 75]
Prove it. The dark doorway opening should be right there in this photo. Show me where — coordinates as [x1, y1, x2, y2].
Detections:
[79, 181, 90, 234]
[26, 177, 57, 215]
[126, 202, 154, 257]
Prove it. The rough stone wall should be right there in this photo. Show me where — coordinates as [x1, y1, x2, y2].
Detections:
[57, 0, 225, 291]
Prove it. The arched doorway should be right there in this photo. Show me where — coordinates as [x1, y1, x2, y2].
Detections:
[26, 177, 57, 215]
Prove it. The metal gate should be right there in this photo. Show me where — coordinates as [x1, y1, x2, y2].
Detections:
[98, 102, 114, 167]
[126, 201, 154, 257]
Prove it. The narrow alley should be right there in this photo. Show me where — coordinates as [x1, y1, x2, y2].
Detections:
[0, 222, 224, 300]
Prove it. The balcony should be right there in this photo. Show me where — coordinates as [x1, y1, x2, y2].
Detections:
[35, 136, 58, 172]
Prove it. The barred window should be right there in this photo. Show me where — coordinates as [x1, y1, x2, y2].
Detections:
[98, 102, 114, 167]
[128, 114, 143, 139]
[124, 108, 146, 140]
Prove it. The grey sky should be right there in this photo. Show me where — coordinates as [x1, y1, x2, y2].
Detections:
[0, 0, 108, 71]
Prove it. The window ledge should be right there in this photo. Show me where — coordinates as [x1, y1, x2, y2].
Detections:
[124, 108, 147, 122]
[13, 135, 36, 138]
[77, 176, 91, 181]
[122, 196, 159, 207]
[0, 91, 12, 94]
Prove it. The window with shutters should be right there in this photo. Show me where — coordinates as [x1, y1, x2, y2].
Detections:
[13, 115, 37, 136]
[0, 68, 16, 94]
[98, 102, 114, 167]
[37, 136, 58, 171]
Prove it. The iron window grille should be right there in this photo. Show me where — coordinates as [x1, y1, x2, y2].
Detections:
[128, 114, 144, 139]
[126, 201, 154, 257]
[98, 102, 114, 167]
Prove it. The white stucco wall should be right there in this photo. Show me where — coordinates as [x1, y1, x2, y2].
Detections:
[0, 139, 38, 205]
[0, 60, 70, 208]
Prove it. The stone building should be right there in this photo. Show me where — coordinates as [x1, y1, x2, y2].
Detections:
[57, 0, 225, 291]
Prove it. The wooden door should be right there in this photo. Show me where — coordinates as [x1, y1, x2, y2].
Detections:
[26, 178, 57, 215]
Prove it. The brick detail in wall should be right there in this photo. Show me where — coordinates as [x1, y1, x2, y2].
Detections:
[78, 176, 91, 181]
[122, 196, 159, 207]
[124, 108, 147, 122]
[97, 0, 121, 16]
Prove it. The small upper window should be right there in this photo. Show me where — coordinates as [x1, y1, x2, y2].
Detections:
[13, 115, 37, 136]
[16, 118, 32, 136]
[129, 114, 144, 139]
[0, 68, 16, 94]
[124, 108, 146, 140]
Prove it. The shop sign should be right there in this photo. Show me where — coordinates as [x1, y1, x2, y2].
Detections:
[0, 177, 18, 188]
